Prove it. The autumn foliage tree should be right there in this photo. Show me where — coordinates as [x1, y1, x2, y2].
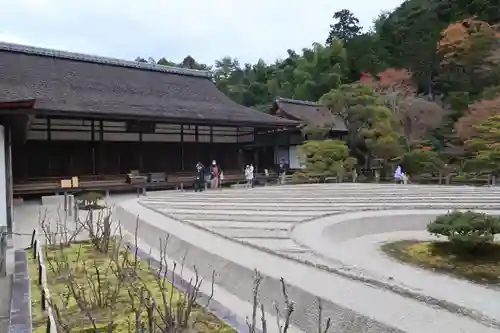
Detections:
[455, 96, 500, 142]
[359, 68, 445, 149]
[436, 18, 500, 97]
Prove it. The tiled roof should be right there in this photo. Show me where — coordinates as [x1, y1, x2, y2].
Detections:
[0, 42, 296, 127]
[272, 97, 347, 131]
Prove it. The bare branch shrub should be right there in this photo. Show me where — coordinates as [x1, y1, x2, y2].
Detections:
[248, 270, 332, 333]
[77, 204, 114, 254]
[42, 210, 214, 333]
[39, 205, 83, 247]
[38, 201, 334, 333]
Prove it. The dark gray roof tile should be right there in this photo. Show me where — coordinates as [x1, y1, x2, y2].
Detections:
[272, 97, 347, 131]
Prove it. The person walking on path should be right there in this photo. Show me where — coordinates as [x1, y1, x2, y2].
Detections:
[209, 160, 220, 189]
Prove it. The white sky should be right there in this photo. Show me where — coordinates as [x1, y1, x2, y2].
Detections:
[0, 0, 404, 66]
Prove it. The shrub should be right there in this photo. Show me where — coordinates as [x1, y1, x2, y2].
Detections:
[297, 140, 357, 181]
[401, 149, 443, 175]
[427, 210, 500, 250]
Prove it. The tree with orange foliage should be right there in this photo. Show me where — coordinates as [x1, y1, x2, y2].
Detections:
[360, 68, 445, 149]
[359, 68, 415, 97]
[436, 18, 500, 96]
[455, 96, 500, 142]
[437, 18, 500, 64]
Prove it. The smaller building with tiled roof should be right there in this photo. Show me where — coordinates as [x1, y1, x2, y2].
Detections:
[270, 97, 347, 133]
[267, 97, 348, 170]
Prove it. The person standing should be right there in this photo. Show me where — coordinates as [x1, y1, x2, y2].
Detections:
[248, 164, 254, 188]
[279, 159, 287, 185]
[244, 165, 251, 188]
[209, 160, 220, 189]
[194, 162, 205, 192]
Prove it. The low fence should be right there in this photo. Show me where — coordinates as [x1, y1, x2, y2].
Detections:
[280, 172, 498, 187]
[30, 229, 57, 333]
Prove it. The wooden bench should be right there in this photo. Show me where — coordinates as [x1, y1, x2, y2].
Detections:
[126, 170, 147, 185]
[167, 174, 197, 190]
[230, 183, 248, 189]
[220, 173, 245, 186]
[14, 181, 60, 195]
[148, 172, 167, 183]
[254, 173, 278, 186]
[324, 176, 338, 183]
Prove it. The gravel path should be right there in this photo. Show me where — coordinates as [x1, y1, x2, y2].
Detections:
[127, 183, 500, 332]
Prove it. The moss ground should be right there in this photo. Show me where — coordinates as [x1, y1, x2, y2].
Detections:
[27, 241, 235, 333]
[381, 240, 500, 285]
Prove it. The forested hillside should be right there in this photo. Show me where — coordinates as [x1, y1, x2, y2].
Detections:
[137, 0, 500, 176]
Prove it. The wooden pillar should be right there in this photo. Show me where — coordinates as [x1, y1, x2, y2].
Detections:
[47, 118, 52, 176]
[180, 125, 184, 171]
[195, 125, 199, 163]
[99, 121, 104, 174]
[254, 149, 259, 172]
[286, 131, 291, 164]
[47, 118, 51, 141]
[138, 131, 143, 171]
[91, 120, 96, 175]
[4, 125, 13, 233]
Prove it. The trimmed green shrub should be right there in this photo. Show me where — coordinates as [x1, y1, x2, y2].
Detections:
[427, 210, 500, 250]
[401, 149, 443, 176]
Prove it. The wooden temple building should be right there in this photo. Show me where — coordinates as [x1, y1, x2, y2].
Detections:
[269, 97, 347, 169]
[0, 42, 297, 195]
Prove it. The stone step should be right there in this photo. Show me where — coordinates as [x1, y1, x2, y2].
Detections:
[144, 195, 500, 203]
[155, 208, 326, 216]
[171, 213, 307, 222]
[148, 202, 500, 212]
[184, 220, 295, 229]
[210, 227, 289, 239]
[237, 238, 306, 252]
[144, 198, 500, 208]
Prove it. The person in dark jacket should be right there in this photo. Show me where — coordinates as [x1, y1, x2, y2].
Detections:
[278, 159, 287, 185]
[194, 162, 205, 192]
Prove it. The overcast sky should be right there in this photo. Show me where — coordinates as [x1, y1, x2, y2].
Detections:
[0, 0, 404, 66]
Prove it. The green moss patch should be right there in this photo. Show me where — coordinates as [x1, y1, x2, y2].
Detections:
[27, 242, 234, 333]
[382, 240, 500, 285]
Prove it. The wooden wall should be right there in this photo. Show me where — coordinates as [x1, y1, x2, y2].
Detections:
[12, 116, 257, 180]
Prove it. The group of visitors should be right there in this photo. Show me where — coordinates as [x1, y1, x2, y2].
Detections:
[193, 158, 291, 192]
[194, 160, 222, 192]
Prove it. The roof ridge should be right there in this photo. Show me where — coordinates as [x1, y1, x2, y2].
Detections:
[0, 41, 211, 78]
[276, 97, 322, 107]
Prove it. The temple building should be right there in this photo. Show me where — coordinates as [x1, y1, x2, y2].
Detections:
[0, 42, 297, 195]
[269, 97, 347, 169]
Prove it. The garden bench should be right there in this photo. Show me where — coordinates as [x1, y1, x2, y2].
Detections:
[148, 172, 167, 183]
[126, 170, 147, 185]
